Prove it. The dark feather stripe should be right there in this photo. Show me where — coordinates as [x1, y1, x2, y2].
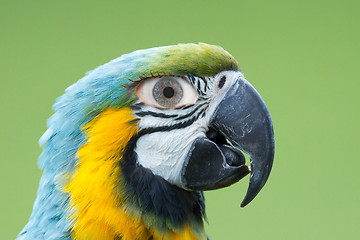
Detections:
[196, 79, 201, 92]
[187, 74, 206, 96]
[135, 111, 178, 118]
[133, 102, 145, 107]
[187, 74, 196, 85]
[175, 103, 206, 121]
[202, 77, 209, 92]
[176, 104, 195, 110]
[138, 116, 197, 137]
[120, 135, 205, 230]
[197, 88, 206, 97]
[129, 105, 142, 110]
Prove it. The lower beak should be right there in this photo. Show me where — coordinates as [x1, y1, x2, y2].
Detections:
[181, 77, 275, 207]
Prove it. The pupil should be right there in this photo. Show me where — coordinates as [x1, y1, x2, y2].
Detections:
[163, 87, 175, 98]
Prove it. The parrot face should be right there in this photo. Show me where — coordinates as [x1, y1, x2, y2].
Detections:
[131, 69, 273, 207]
[133, 71, 242, 186]
[18, 43, 274, 240]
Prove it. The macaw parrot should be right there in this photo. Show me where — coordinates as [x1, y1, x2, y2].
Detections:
[18, 43, 274, 240]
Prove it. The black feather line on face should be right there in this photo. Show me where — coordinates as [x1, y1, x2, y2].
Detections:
[120, 135, 205, 230]
[137, 116, 198, 138]
[175, 103, 206, 121]
[135, 111, 179, 119]
[186, 74, 208, 96]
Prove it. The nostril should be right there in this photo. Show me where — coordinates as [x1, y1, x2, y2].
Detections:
[219, 145, 246, 166]
[218, 76, 227, 89]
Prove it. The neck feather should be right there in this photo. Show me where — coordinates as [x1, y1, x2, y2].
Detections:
[121, 134, 205, 233]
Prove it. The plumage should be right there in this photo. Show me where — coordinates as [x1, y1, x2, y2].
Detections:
[18, 43, 274, 240]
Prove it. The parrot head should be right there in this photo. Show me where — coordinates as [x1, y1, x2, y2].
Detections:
[18, 43, 274, 240]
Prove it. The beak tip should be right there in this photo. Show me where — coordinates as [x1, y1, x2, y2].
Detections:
[240, 191, 257, 208]
[240, 163, 273, 207]
[240, 188, 259, 208]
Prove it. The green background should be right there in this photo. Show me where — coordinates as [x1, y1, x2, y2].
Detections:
[1, 0, 359, 239]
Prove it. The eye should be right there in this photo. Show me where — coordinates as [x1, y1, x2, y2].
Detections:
[135, 76, 198, 109]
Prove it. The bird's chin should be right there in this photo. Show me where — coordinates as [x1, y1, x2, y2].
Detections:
[180, 133, 250, 192]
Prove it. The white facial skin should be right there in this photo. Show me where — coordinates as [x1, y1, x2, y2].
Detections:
[134, 71, 245, 188]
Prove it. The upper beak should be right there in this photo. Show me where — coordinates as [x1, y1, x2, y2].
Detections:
[181, 77, 275, 207]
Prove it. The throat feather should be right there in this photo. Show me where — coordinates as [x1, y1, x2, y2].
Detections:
[121, 135, 205, 232]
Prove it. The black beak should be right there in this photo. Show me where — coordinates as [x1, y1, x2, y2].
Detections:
[181, 77, 274, 207]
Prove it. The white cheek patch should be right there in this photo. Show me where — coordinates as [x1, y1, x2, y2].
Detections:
[135, 119, 207, 188]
